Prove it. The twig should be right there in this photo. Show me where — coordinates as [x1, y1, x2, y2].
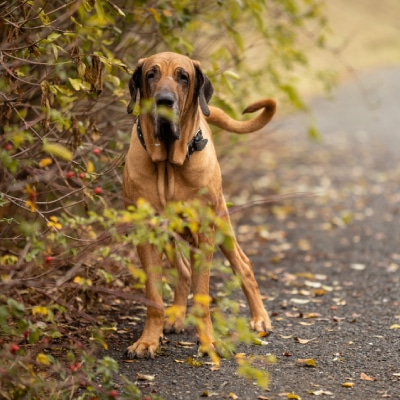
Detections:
[33, 287, 99, 325]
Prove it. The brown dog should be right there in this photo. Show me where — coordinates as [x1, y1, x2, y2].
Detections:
[123, 52, 276, 358]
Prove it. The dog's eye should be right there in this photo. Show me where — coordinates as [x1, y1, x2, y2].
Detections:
[178, 71, 189, 84]
[147, 71, 155, 80]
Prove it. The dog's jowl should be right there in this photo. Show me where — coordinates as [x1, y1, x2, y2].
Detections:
[123, 52, 276, 358]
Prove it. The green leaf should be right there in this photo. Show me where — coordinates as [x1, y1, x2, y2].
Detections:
[308, 123, 321, 141]
[7, 298, 25, 319]
[42, 142, 73, 161]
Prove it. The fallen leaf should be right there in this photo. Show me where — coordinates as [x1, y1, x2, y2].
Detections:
[297, 239, 311, 251]
[294, 337, 317, 344]
[304, 312, 321, 319]
[360, 373, 376, 381]
[290, 298, 311, 305]
[313, 289, 327, 297]
[176, 341, 196, 348]
[304, 281, 321, 288]
[350, 263, 366, 271]
[390, 324, 400, 330]
[307, 389, 333, 396]
[174, 359, 185, 363]
[257, 396, 272, 400]
[283, 350, 293, 357]
[135, 373, 155, 381]
[287, 393, 302, 399]
[253, 338, 269, 346]
[297, 358, 317, 368]
[280, 334, 295, 339]
[285, 311, 302, 318]
[229, 393, 238, 399]
[341, 382, 354, 388]
[187, 357, 203, 367]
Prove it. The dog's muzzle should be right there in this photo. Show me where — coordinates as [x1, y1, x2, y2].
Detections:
[153, 92, 180, 143]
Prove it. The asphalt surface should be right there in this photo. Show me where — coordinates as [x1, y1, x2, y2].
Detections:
[109, 67, 400, 399]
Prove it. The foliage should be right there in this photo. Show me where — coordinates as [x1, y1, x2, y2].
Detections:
[0, 0, 330, 397]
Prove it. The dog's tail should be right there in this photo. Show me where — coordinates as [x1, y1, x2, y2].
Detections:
[205, 99, 276, 134]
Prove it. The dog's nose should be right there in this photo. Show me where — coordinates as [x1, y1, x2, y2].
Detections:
[155, 92, 176, 108]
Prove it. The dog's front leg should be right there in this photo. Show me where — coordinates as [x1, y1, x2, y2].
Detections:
[126, 243, 164, 359]
[164, 248, 191, 333]
[191, 234, 216, 355]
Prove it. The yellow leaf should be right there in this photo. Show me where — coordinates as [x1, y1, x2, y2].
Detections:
[47, 216, 62, 230]
[73, 276, 82, 284]
[342, 382, 354, 388]
[25, 200, 36, 212]
[229, 393, 238, 399]
[297, 358, 317, 367]
[38, 158, 53, 168]
[42, 142, 72, 161]
[1, 255, 18, 266]
[304, 312, 321, 319]
[36, 352, 51, 365]
[193, 294, 211, 306]
[87, 160, 95, 174]
[187, 357, 203, 367]
[32, 306, 48, 316]
[69, 77, 83, 91]
[287, 393, 302, 399]
[253, 337, 269, 346]
[148, 7, 160, 23]
[390, 324, 400, 329]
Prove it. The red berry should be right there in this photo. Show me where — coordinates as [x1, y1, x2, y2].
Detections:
[10, 343, 20, 355]
[93, 148, 101, 156]
[109, 390, 118, 398]
[79, 172, 85, 179]
[94, 187, 102, 195]
[66, 171, 74, 179]
[4, 143, 13, 151]
[24, 330, 29, 338]
[45, 256, 53, 263]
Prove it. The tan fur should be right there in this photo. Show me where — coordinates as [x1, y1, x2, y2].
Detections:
[123, 52, 276, 359]
[206, 99, 276, 133]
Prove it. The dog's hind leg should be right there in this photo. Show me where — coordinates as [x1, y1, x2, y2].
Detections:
[126, 243, 164, 359]
[218, 206, 272, 333]
[164, 246, 191, 333]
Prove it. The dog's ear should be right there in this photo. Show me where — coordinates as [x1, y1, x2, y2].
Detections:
[127, 59, 145, 114]
[193, 62, 214, 117]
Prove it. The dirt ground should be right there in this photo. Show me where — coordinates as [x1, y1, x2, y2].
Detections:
[102, 67, 400, 399]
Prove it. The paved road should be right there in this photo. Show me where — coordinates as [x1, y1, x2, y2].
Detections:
[112, 67, 400, 399]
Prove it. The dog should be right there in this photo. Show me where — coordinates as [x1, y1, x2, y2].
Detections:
[123, 52, 276, 358]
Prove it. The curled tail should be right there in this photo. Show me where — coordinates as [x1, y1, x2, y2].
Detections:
[205, 99, 276, 134]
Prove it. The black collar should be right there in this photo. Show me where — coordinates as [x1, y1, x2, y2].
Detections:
[136, 118, 208, 160]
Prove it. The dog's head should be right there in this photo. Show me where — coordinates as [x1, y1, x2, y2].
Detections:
[127, 52, 213, 164]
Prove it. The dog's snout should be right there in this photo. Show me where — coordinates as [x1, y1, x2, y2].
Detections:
[155, 92, 176, 108]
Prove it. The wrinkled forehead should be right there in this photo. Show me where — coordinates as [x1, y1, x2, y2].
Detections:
[142, 52, 194, 75]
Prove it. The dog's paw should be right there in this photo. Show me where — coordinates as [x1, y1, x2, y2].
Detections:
[163, 318, 185, 334]
[250, 314, 272, 334]
[197, 341, 217, 358]
[124, 337, 162, 359]
[164, 306, 186, 334]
